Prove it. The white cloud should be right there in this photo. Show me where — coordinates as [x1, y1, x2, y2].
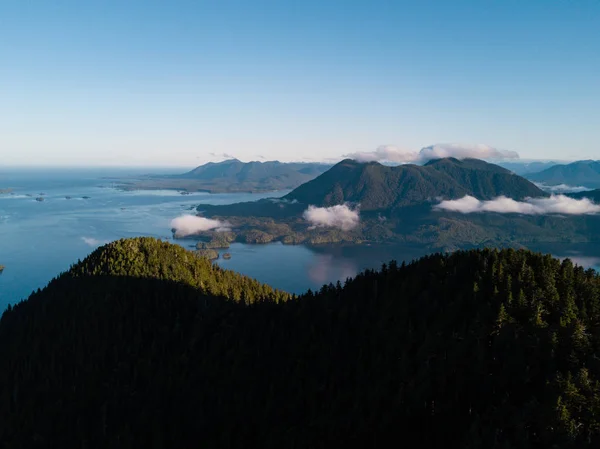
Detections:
[344, 143, 519, 164]
[534, 183, 592, 194]
[434, 195, 600, 215]
[170, 215, 230, 237]
[303, 204, 360, 231]
[344, 145, 421, 163]
[81, 237, 109, 247]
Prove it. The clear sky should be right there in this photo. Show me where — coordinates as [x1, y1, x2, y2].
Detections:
[1, 0, 599, 166]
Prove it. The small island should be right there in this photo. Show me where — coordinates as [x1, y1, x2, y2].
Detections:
[35, 197, 45, 202]
[222, 253, 232, 260]
[65, 196, 72, 200]
[0, 188, 12, 194]
[0, 265, 4, 273]
[82, 196, 91, 199]
[194, 249, 219, 260]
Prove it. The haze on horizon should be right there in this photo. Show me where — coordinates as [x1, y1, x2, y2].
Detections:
[1, 0, 598, 167]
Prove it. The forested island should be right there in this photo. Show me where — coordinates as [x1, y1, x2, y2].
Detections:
[2, 237, 600, 447]
[182, 158, 600, 252]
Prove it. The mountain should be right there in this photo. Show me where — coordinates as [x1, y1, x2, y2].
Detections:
[498, 160, 560, 175]
[117, 159, 332, 193]
[284, 158, 546, 212]
[2, 238, 600, 447]
[526, 160, 600, 188]
[568, 188, 600, 202]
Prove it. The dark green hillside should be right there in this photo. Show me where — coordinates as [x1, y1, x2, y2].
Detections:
[569, 189, 600, 202]
[284, 158, 546, 212]
[64, 237, 290, 304]
[527, 160, 600, 188]
[2, 238, 600, 447]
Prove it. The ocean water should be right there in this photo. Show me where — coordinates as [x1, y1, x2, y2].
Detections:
[1, 168, 600, 311]
[0, 168, 429, 310]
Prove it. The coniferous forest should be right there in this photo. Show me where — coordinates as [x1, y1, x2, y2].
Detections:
[2, 237, 600, 448]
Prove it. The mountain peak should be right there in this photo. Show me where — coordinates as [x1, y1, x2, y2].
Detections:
[286, 157, 544, 210]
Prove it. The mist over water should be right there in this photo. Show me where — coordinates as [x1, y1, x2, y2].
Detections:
[1, 168, 600, 311]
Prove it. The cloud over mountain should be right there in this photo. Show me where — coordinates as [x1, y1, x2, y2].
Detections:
[303, 205, 360, 231]
[434, 195, 600, 215]
[170, 215, 230, 237]
[344, 143, 519, 164]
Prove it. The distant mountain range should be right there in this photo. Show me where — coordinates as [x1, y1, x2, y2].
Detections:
[116, 159, 332, 193]
[526, 160, 600, 188]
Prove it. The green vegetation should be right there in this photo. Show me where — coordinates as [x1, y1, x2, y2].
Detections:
[2, 238, 600, 447]
[116, 159, 332, 193]
[0, 265, 4, 273]
[285, 157, 546, 210]
[190, 158, 600, 251]
[64, 238, 289, 304]
[527, 160, 600, 188]
[194, 248, 219, 260]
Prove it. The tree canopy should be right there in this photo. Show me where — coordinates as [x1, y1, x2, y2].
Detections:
[1, 238, 600, 448]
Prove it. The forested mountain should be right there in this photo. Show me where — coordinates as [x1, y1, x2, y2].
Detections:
[570, 189, 600, 202]
[117, 159, 332, 193]
[2, 238, 600, 447]
[284, 158, 546, 211]
[190, 158, 600, 249]
[526, 160, 600, 188]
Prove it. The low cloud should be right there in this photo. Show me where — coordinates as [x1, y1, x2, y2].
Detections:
[81, 237, 109, 247]
[534, 183, 592, 194]
[434, 195, 600, 215]
[303, 204, 360, 231]
[344, 143, 519, 164]
[345, 145, 421, 163]
[170, 215, 230, 237]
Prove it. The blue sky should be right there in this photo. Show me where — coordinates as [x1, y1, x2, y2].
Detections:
[1, 0, 599, 166]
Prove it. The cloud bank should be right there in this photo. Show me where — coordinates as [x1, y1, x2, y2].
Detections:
[344, 143, 519, 164]
[303, 205, 360, 231]
[170, 215, 230, 237]
[534, 183, 592, 194]
[434, 195, 600, 215]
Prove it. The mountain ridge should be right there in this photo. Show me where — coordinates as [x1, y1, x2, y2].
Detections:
[116, 159, 332, 193]
[2, 239, 600, 447]
[284, 157, 546, 211]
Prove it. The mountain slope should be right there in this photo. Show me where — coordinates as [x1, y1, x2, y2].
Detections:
[64, 237, 290, 303]
[284, 158, 546, 211]
[118, 160, 332, 193]
[2, 239, 600, 447]
[527, 160, 600, 188]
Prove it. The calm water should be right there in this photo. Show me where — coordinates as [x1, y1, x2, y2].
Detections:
[1, 168, 600, 311]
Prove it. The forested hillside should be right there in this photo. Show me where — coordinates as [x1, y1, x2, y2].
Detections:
[284, 157, 546, 210]
[2, 238, 600, 448]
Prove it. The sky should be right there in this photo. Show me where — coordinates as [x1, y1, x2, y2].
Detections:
[1, 0, 599, 167]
